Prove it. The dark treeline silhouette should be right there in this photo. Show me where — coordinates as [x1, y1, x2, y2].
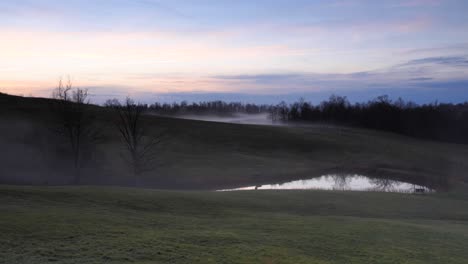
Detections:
[270, 95, 468, 144]
[146, 100, 273, 116]
[139, 95, 468, 144]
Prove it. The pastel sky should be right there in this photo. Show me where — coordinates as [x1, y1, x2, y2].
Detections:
[1, 0, 468, 103]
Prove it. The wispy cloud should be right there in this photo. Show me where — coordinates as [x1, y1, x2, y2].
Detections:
[1, 0, 467, 103]
[397, 0, 443, 7]
[81, 80, 468, 105]
[207, 55, 468, 94]
[398, 43, 468, 55]
[401, 56, 468, 67]
[409, 77, 434, 81]
[213, 74, 304, 82]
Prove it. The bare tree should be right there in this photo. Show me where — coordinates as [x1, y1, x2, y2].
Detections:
[52, 78, 98, 184]
[109, 97, 162, 185]
[331, 174, 350, 190]
[369, 178, 398, 192]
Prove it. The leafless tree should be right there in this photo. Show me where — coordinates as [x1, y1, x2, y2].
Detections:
[109, 97, 162, 185]
[331, 174, 350, 190]
[52, 78, 98, 184]
[369, 178, 398, 192]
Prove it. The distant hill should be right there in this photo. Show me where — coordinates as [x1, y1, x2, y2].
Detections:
[1, 92, 468, 190]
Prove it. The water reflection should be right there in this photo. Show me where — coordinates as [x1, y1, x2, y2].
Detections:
[218, 174, 433, 193]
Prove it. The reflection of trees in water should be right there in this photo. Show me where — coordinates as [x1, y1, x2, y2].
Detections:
[369, 178, 400, 192]
[331, 174, 350, 190]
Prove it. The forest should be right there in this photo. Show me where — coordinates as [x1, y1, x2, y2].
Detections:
[142, 95, 468, 144]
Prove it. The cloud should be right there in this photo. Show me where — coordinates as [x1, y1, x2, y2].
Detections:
[262, 15, 432, 39]
[398, 43, 468, 55]
[409, 77, 433, 81]
[348, 71, 375, 78]
[205, 55, 468, 96]
[397, 0, 442, 7]
[402, 56, 468, 67]
[1, 1, 467, 104]
[212, 74, 304, 82]
[86, 80, 468, 105]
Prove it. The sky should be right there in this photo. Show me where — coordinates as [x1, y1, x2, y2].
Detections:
[1, 0, 468, 104]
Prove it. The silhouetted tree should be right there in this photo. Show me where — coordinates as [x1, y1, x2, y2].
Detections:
[369, 178, 398, 192]
[51, 78, 98, 184]
[331, 174, 350, 190]
[110, 98, 163, 185]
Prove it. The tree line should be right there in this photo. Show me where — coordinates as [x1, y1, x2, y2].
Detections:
[147, 101, 272, 116]
[273, 95, 468, 144]
[143, 95, 468, 144]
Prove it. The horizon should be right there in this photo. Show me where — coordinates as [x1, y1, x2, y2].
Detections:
[2, 2, 468, 262]
[1, 0, 468, 103]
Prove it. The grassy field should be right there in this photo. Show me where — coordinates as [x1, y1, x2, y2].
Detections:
[1, 93, 468, 190]
[1, 186, 468, 263]
[2, 94, 468, 263]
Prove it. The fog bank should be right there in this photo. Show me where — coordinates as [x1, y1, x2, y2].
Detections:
[166, 113, 276, 126]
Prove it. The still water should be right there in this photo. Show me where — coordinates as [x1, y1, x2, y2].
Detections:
[219, 174, 433, 193]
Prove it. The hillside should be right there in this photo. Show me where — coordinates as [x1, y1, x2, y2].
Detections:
[1, 93, 468, 190]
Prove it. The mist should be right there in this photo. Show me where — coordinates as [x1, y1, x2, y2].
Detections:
[160, 113, 277, 126]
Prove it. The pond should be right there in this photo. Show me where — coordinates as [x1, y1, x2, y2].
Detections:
[218, 174, 433, 193]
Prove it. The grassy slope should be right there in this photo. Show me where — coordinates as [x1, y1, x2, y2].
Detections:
[153, 117, 468, 190]
[1, 92, 468, 189]
[1, 186, 468, 264]
[2, 94, 468, 263]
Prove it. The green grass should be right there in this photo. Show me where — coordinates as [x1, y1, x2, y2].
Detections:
[1, 186, 468, 263]
[2, 93, 468, 263]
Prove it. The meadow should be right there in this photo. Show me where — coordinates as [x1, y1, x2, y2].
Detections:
[1, 186, 468, 263]
[1, 93, 468, 263]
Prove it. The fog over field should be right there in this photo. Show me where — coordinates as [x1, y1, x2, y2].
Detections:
[2, 1, 468, 263]
[163, 113, 275, 126]
[165, 113, 325, 127]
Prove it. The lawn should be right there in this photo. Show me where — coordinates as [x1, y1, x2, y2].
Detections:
[1, 186, 468, 263]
